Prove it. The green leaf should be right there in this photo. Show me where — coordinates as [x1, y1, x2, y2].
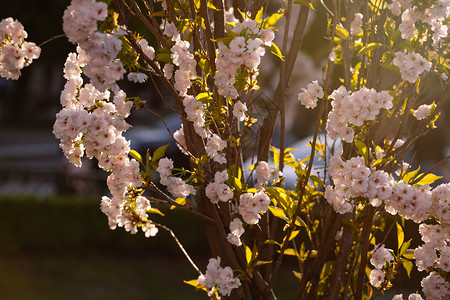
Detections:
[269, 42, 284, 60]
[396, 223, 404, 251]
[283, 248, 298, 256]
[264, 239, 281, 246]
[399, 238, 412, 256]
[355, 139, 368, 159]
[268, 206, 288, 221]
[415, 173, 442, 185]
[170, 198, 186, 210]
[335, 24, 349, 40]
[184, 279, 199, 287]
[356, 43, 382, 56]
[401, 258, 413, 278]
[129, 150, 143, 164]
[402, 249, 415, 260]
[152, 144, 169, 163]
[156, 52, 172, 63]
[207, 1, 219, 10]
[294, 0, 315, 10]
[255, 6, 264, 22]
[403, 166, 420, 183]
[196, 92, 213, 103]
[372, 157, 391, 167]
[245, 244, 252, 264]
[263, 11, 284, 28]
[184, 279, 207, 292]
[254, 260, 272, 267]
[310, 175, 325, 186]
[292, 270, 302, 280]
[295, 216, 307, 227]
[147, 207, 165, 216]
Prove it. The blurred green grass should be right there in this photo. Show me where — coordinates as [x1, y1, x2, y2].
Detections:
[0, 195, 423, 299]
[1, 252, 209, 300]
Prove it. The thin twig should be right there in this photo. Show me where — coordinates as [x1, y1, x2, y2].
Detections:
[38, 34, 66, 48]
[154, 222, 203, 275]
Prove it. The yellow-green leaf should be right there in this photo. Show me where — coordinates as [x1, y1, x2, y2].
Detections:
[283, 248, 298, 256]
[269, 42, 284, 61]
[288, 230, 300, 241]
[255, 6, 264, 22]
[184, 279, 199, 287]
[402, 249, 415, 260]
[170, 198, 186, 210]
[152, 144, 169, 163]
[336, 24, 349, 39]
[264, 239, 281, 246]
[415, 173, 442, 185]
[184, 279, 207, 292]
[147, 207, 165, 216]
[396, 223, 404, 251]
[264, 11, 284, 28]
[254, 260, 272, 267]
[293, 270, 302, 280]
[355, 139, 368, 159]
[294, 0, 315, 10]
[401, 258, 413, 278]
[310, 175, 325, 186]
[245, 244, 252, 264]
[399, 239, 412, 256]
[207, 1, 218, 10]
[129, 150, 143, 164]
[197, 92, 213, 102]
[403, 167, 420, 183]
[356, 43, 382, 56]
[268, 206, 288, 221]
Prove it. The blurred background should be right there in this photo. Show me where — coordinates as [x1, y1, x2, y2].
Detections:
[0, 1, 448, 299]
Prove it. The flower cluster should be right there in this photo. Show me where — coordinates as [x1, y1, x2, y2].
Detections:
[254, 161, 282, 190]
[350, 13, 363, 36]
[205, 133, 227, 164]
[0, 17, 40, 79]
[326, 149, 393, 213]
[197, 257, 241, 297]
[415, 223, 450, 299]
[167, 28, 197, 96]
[63, 0, 125, 90]
[173, 124, 189, 155]
[369, 244, 393, 288]
[101, 195, 158, 237]
[156, 157, 196, 199]
[326, 86, 393, 143]
[389, 0, 449, 46]
[392, 293, 424, 300]
[384, 182, 431, 223]
[214, 16, 275, 99]
[297, 80, 324, 109]
[227, 218, 245, 246]
[53, 50, 156, 236]
[429, 183, 450, 225]
[413, 104, 433, 120]
[393, 51, 432, 83]
[206, 170, 233, 204]
[182, 95, 207, 138]
[233, 100, 248, 122]
[421, 271, 450, 300]
[239, 191, 271, 224]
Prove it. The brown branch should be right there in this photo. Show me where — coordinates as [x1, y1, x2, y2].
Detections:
[257, 5, 310, 162]
[355, 205, 376, 300]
